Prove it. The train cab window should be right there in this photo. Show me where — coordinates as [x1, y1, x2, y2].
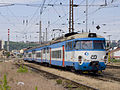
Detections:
[93, 41, 105, 49]
[81, 41, 93, 49]
[75, 41, 81, 50]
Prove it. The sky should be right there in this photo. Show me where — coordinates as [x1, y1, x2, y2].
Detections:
[0, 0, 120, 42]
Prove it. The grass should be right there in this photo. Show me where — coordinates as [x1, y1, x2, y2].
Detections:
[110, 59, 120, 62]
[0, 74, 11, 90]
[17, 65, 28, 73]
[65, 84, 73, 88]
[35, 86, 38, 90]
[56, 79, 62, 84]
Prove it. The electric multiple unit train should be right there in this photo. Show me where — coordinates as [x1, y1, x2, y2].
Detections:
[23, 32, 108, 72]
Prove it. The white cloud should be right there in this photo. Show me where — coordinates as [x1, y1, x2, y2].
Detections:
[0, 0, 40, 3]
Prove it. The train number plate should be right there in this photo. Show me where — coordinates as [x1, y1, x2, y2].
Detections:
[91, 55, 97, 59]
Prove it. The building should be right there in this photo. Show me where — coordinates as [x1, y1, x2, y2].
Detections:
[0, 40, 5, 50]
[110, 47, 120, 59]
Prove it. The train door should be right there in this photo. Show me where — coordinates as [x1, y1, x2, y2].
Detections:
[50, 48, 51, 64]
[45, 48, 47, 62]
[46, 47, 50, 63]
[41, 49, 43, 63]
[42, 48, 47, 62]
[32, 50, 36, 61]
[72, 41, 75, 62]
[42, 48, 45, 62]
[65, 41, 74, 66]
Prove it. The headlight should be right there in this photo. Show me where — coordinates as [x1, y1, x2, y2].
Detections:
[78, 56, 82, 64]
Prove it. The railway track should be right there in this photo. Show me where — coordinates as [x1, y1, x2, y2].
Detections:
[15, 62, 98, 90]
[15, 60, 120, 90]
[106, 65, 120, 69]
[86, 72, 120, 83]
[74, 70, 120, 83]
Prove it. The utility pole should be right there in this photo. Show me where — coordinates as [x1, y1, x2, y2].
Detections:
[46, 28, 47, 42]
[43, 32, 45, 42]
[108, 35, 112, 42]
[108, 35, 112, 48]
[86, 0, 88, 32]
[105, 0, 107, 6]
[39, 21, 42, 44]
[69, 0, 74, 33]
[7, 29, 10, 52]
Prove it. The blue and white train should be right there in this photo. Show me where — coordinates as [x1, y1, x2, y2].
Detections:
[24, 32, 108, 73]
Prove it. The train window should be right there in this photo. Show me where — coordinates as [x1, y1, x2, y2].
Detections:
[65, 43, 69, 50]
[52, 50, 61, 58]
[75, 41, 81, 50]
[81, 41, 93, 49]
[43, 48, 46, 54]
[32, 50, 36, 54]
[66, 41, 73, 50]
[47, 47, 49, 53]
[36, 52, 41, 57]
[93, 41, 105, 49]
[28, 54, 31, 57]
[24, 54, 26, 57]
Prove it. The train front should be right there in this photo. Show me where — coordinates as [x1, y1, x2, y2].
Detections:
[74, 33, 108, 72]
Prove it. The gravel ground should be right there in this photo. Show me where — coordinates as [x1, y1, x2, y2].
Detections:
[0, 60, 65, 90]
[24, 62, 120, 90]
[104, 68, 120, 79]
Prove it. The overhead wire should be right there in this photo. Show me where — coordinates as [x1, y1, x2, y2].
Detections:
[0, 12, 15, 26]
[20, 0, 54, 35]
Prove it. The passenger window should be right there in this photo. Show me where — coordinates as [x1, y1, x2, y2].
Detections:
[52, 50, 61, 58]
[36, 52, 41, 57]
[43, 48, 46, 54]
[47, 47, 49, 53]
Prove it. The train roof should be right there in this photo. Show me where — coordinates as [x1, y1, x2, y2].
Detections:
[24, 32, 104, 51]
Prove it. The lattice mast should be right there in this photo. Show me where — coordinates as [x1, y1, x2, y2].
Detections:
[69, 0, 74, 33]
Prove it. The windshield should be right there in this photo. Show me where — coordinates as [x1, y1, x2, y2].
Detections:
[93, 41, 105, 49]
[75, 40, 105, 50]
[81, 41, 93, 49]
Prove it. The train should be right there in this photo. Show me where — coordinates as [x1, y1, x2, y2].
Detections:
[23, 32, 108, 73]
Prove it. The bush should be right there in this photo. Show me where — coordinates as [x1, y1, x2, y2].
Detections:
[0, 74, 11, 90]
[5, 52, 10, 58]
[17, 65, 28, 73]
[56, 79, 62, 84]
[35, 86, 38, 90]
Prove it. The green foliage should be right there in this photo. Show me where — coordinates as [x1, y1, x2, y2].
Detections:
[56, 79, 62, 84]
[0, 74, 11, 90]
[4, 41, 39, 51]
[5, 52, 10, 58]
[66, 84, 73, 88]
[17, 65, 28, 73]
[110, 58, 120, 62]
[35, 86, 38, 90]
